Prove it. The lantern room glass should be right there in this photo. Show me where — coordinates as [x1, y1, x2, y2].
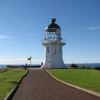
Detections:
[45, 31, 57, 42]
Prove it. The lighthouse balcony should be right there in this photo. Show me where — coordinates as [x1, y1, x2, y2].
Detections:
[41, 38, 66, 45]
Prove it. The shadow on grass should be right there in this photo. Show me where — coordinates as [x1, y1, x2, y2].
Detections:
[11, 81, 19, 85]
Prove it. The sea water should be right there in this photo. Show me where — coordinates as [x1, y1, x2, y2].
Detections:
[66, 63, 100, 68]
[0, 63, 100, 69]
[0, 65, 7, 69]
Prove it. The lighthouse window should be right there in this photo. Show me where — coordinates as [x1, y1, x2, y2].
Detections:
[47, 32, 49, 38]
[47, 46, 49, 53]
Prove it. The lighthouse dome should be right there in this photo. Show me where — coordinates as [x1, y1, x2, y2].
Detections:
[45, 18, 60, 32]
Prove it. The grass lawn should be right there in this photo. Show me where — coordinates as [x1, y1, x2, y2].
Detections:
[48, 69, 100, 93]
[0, 68, 27, 100]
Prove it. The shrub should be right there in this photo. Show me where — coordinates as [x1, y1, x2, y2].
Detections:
[81, 65, 86, 69]
[86, 66, 90, 69]
[70, 64, 78, 69]
[95, 67, 100, 71]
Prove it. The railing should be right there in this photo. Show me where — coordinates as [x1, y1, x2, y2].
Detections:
[41, 38, 66, 44]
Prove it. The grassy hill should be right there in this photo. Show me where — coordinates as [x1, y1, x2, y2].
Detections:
[48, 69, 100, 93]
[0, 68, 27, 100]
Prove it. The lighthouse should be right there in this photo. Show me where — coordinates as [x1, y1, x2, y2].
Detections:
[41, 18, 66, 68]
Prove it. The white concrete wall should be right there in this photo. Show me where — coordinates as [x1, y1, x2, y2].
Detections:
[41, 43, 66, 68]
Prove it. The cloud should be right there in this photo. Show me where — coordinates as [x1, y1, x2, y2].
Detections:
[0, 35, 14, 48]
[0, 58, 43, 64]
[0, 42, 13, 48]
[86, 26, 100, 30]
[0, 35, 13, 40]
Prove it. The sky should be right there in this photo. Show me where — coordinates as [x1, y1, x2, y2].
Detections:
[0, 0, 100, 65]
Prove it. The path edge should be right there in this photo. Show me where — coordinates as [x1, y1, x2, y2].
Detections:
[46, 70, 100, 98]
[4, 69, 29, 100]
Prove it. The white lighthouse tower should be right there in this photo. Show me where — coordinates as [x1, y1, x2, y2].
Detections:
[41, 18, 66, 68]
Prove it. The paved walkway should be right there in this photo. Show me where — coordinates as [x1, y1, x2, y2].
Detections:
[12, 69, 100, 100]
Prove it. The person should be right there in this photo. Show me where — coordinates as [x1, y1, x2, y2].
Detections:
[25, 63, 27, 70]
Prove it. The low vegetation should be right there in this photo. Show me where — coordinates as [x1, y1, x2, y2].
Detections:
[69, 64, 93, 69]
[48, 69, 100, 93]
[0, 68, 27, 100]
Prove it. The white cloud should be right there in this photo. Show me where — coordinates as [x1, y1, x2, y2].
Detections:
[0, 35, 13, 40]
[0, 58, 43, 64]
[0, 35, 14, 48]
[86, 26, 100, 30]
[0, 42, 13, 48]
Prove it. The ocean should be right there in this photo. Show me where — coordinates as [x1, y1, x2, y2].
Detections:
[0, 63, 100, 69]
[66, 63, 100, 68]
[0, 65, 7, 69]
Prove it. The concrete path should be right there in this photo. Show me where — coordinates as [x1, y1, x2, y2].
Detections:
[12, 69, 100, 100]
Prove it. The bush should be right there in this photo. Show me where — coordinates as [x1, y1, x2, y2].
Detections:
[70, 64, 78, 69]
[86, 66, 90, 69]
[81, 65, 86, 69]
[95, 67, 100, 71]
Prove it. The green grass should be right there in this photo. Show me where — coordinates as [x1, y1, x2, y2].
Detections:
[0, 68, 27, 100]
[48, 69, 100, 93]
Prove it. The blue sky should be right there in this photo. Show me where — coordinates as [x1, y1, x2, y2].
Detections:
[0, 0, 100, 64]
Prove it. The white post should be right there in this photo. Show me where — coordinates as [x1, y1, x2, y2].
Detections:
[27, 55, 32, 68]
[30, 55, 32, 68]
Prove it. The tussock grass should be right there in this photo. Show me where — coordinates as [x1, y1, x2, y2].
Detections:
[48, 69, 100, 93]
[0, 68, 27, 100]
